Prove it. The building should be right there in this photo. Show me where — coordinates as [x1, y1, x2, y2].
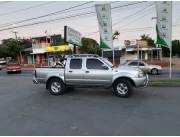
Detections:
[121, 39, 162, 64]
[31, 34, 70, 66]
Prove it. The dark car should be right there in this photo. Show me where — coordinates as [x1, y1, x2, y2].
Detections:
[6, 60, 21, 74]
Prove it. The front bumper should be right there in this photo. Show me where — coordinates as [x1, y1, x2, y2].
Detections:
[133, 74, 149, 87]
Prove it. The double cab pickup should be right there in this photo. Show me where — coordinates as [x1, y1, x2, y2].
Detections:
[33, 54, 148, 97]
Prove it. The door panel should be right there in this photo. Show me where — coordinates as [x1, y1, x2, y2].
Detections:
[83, 58, 112, 86]
[65, 58, 84, 85]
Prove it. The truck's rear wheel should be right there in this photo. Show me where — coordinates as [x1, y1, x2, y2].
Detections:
[47, 78, 65, 95]
[113, 79, 133, 98]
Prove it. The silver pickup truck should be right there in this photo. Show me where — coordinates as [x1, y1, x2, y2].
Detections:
[33, 54, 148, 97]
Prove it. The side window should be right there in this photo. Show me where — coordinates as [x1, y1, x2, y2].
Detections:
[139, 62, 145, 66]
[86, 59, 104, 70]
[128, 62, 138, 66]
[70, 59, 82, 69]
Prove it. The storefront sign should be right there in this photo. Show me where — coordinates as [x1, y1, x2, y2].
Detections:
[64, 26, 82, 46]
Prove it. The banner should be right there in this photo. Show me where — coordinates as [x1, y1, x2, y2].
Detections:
[156, 1, 172, 49]
[95, 4, 113, 49]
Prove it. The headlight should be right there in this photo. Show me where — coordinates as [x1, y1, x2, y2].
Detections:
[138, 70, 144, 77]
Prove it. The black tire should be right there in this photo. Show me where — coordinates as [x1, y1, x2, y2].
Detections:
[151, 68, 158, 75]
[113, 79, 133, 98]
[47, 78, 66, 95]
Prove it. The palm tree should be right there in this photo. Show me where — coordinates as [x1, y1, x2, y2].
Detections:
[113, 30, 120, 40]
[140, 34, 151, 40]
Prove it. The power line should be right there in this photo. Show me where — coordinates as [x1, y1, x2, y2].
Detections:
[0, 12, 95, 32]
[0, 1, 12, 5]
[0, 1, 56, 17]
[113, 3, 154, 26]
[0, 1, 94, 28]
[0, 1, 147, 29]
[0, 1, 148, 32]
[83, 24, 180, 37]
[82, 3, 153, 36]
[116, 4, 155, 30]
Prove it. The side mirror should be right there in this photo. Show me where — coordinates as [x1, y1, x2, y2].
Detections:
[102, 64, 109, 70]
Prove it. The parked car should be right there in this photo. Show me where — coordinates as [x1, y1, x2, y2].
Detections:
[6, 60, 21, 74]
[0, 60, 6, 70]
[33, 54, 148, 98]
[121, 60, 162, 75]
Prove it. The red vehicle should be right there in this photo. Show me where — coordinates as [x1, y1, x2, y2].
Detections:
[6, 60, 21, 74]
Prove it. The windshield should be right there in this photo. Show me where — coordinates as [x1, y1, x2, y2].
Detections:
[100, 57, 114, 68]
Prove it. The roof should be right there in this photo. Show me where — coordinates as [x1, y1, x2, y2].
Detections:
[32, 34, 62, 39]
[23, 47, 32, 52]
[67, 54, 99, 58]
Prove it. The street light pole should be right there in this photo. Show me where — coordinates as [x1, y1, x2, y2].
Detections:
[11, 31, 22, 64]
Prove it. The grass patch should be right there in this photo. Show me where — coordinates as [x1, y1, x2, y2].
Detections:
[150, 79, 180, 85]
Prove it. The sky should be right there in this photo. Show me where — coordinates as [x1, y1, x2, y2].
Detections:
[0, 1, 180, 45]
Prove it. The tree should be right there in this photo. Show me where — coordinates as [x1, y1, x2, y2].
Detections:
[172, 40, 180, 57]
[0, 38, 32, 59]
[113, 30, 120, 40]
[161, 40, 180, 57]
[80, 37, 101, 55]
[140, 34, 155, 47]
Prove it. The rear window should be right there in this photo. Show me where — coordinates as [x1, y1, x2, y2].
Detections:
[70, 59, 82, 69]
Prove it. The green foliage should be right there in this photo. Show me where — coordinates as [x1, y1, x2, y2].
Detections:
[161, 46, 170, 57]
[140, 34, 156, 47]
[80, 37, 101, 55]
[0, 38, 32, 58]
[162, 40, 180, 57]
[172, 40, 180, 57]
[113, 30, 120, 40]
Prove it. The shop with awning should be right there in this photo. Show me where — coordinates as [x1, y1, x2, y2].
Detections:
[45, 45, 71, 53]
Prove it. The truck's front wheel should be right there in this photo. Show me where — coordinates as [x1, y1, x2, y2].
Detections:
[47, 78, 65, 95]
[113, 79, 133, 98]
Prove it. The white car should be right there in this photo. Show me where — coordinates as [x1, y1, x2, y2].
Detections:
[121, 60, 162, 75]
[0, 60, 6, 70]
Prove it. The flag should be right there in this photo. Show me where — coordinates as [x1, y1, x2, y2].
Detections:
[95, 4, 113, 49]
[156, 1, 172, 49]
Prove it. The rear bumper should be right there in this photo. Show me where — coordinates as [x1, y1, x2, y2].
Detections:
[133, 74, 149, 87]
[33, 77, 46, 84]
[7, 69, 21, 72]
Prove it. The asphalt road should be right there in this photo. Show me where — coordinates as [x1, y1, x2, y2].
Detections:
[0, 74, 180, 135]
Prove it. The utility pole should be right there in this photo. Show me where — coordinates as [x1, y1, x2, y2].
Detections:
[11, 31, 22, 64]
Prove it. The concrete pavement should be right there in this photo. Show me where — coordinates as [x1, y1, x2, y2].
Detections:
[0, 76, 180, 135]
